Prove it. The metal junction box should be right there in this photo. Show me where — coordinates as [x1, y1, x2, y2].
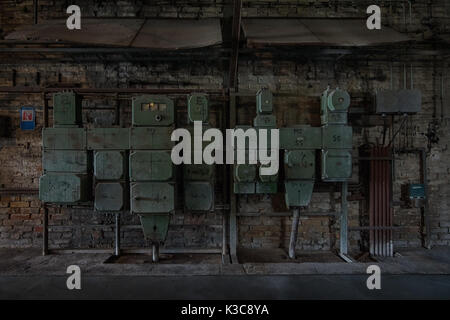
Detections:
[184, 164, 214, 181]
[375, 89, 422, 114]
[321, 149, 352, 181]
[188, 94, 208, 123]
[322, 125, 352, 149]
[284, 150, 316, 180]
[235, 164, 257, 182]
[87, 128, 130, 150]
[321, 88, 350, 125]
[129, 151, 173, 181]
[256, 88, 273, 114]
[43, 150, 88, 173]
[53, 92, 82, 127]
[139, 214, 170, 242]
[284, 181, 314, 208]
[42, 128, 86, 150]
[94, 182, 125, 211]
[94, 151, 126, 180]
[254, 115, 276, 128]
[131, 182, 175, 213]
[132, 95, 175, 126]
[184, 182, 214, 211]
[280, 126, 321, 150]
[129, 127, 174, 150]
[39, 173, 89, 203]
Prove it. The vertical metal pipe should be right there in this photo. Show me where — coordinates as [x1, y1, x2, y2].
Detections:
[289, 208, 300, 259]
[340, 182, 348, 255]
[152, 243, 159, 262]
[115, 212, 120, 256]
[33, 0, 38, 24]
[369, 149, 375, 256]
[421, 149, 431, 249]
[222, 210, 228, 257]
[42, 206, 48, 256]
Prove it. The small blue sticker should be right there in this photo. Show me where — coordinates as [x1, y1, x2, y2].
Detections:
[20, 106, 35, 130]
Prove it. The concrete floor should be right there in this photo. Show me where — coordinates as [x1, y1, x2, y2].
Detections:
[0, 247, 449, 299]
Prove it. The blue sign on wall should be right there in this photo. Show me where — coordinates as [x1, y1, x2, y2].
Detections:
[20, 107, 35, 130]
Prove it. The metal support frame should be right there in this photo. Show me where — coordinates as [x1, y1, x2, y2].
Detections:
[288, 208, 300, 259]
[339, 181, 352, 262]
[228, 0, 242, 89]
[228, 92, 238, 263]
[115, 213, 121, 256]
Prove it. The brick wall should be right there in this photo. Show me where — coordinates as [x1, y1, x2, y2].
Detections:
[0, 1, 449, 253]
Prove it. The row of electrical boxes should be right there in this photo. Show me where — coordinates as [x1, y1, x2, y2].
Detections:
[233, 88, 353, 209]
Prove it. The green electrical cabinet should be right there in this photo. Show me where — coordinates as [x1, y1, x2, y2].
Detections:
[256, 88, 273, 114]
[39, 173, 89, 203]
[139, 214, 170, 242]
[87, 128, 130, 150]
[284, 181, 315, 208]
[53, 92, 82, 127]
[284, 150, 316, 180]
[188, 94, 208, 123]
[43, 150, 88, 173]
[42, 128, 86, 150]
[129, 127, 174, 150]
[132, 95, 175, 127]
[321, 88, 350, 125]
[129, 151, 173, 182]
[184, 164, 214, 181]
[322, 125, 352, 149]
[94, 182, 125, 211]
[184, 182, 214, 211]
[280, 126, 322, 150]
[321, 149, 352, 181]
[254, 114, 276, 128]
[94, 151, 126, 180]
[131, 182, 175, 213]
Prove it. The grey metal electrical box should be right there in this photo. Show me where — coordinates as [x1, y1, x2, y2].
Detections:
[39, 173, 89, 203]
[132, 95, 175, 126]
[129, 127, 174, 150]
[87, 128, 130, 150]
[94, 182, 125, 211]
[375, 89, 422, 114]
[42, 128, 86, 150]
[53, 92, 82, 127]
[131, 182, 175, 213]
[43, 150, 88, 173]
[184, 182, 214, 211]
[94, 150, 126, 180]
[129, 151, 173, 181]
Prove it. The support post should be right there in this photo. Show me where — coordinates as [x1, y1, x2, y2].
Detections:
[339, 181, 352, 262]
[114, 212, 120, 256]
[289, 208, 300, 259]
[152, 243, 159, 263]
[229, 92, 238, 263]
[42, 206, 48, 256]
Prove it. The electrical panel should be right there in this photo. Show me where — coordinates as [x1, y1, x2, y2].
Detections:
[87, 128, 130, 150]
[284, 150, 316, 180]
[94, 151, 126, 180]
[129, 151, 173, 182]
[94, 183, 125, 211]
[375, 89, 422, 114]
[321, 88, 350, 125]
[188, 94, 208, 123]
[284, 181, 315, 207]
[280, 126, 322, 150]
[39, 173, 89, 203]
[132, 95, 175, 127]
[184, 95, 215, 211]
[256, 88, 273, 114]
[130, 182, 175, 213]
[130, 95, 175, 243]
[43, 150, 88, 173]
[53, 91, 82, 127]
[42, 127, 86, 150]
[321, 149, 352, 181]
